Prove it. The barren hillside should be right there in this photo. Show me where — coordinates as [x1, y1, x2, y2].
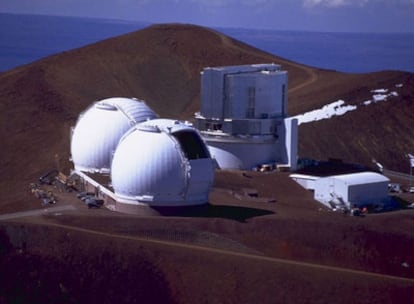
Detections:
[0, 23, 413, 205]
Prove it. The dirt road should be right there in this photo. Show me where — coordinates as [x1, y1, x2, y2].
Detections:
[21, 217, 414, 284]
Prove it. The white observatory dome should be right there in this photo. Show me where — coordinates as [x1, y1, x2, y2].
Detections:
[70, 97, 157, 173]
[111, 119, 215, 207]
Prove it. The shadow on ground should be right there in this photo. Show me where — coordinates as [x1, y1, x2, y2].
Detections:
[153, 204, 274, 222]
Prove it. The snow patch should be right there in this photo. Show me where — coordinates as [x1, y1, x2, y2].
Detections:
[371, 88, 388, 94]
[293, 100, 357, 125]
[364, 90, 398, 105]
[295, 84, 402, 125]
[373, 94, 388, 102]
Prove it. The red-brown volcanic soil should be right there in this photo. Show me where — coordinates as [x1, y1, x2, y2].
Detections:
[1, 24, 414, 303]
[1, 170, 414, 303]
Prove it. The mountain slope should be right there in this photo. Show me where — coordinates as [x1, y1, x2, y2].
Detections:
[0, 23, 413, 209]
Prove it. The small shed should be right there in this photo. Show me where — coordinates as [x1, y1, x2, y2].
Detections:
[314, 172, 389, 209]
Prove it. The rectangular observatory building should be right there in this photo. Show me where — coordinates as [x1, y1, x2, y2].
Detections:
[314, 172, 390, 209]
[200, 64, 287, 120]
[195, 63, 297, 170]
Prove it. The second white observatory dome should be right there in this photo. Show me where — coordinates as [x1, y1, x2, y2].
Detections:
[111, 119, 215, 207]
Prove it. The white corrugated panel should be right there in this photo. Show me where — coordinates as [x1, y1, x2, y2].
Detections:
[70, 97, 157, 173]
[110, 97, 157, 124]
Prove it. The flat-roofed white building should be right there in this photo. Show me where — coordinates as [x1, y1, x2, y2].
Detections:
[314, 172, 390, 209]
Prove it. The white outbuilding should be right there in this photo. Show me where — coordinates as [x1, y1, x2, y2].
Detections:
[111, 119, 215, 211]
[70, 97, 157, 173]
[313, 172, 390, 209]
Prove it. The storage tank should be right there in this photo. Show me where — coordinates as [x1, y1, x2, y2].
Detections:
[70, 97, 157, 173]
[111, 119, 215, 209]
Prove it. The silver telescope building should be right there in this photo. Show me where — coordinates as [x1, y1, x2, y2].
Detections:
[195, 64, 298, 171]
